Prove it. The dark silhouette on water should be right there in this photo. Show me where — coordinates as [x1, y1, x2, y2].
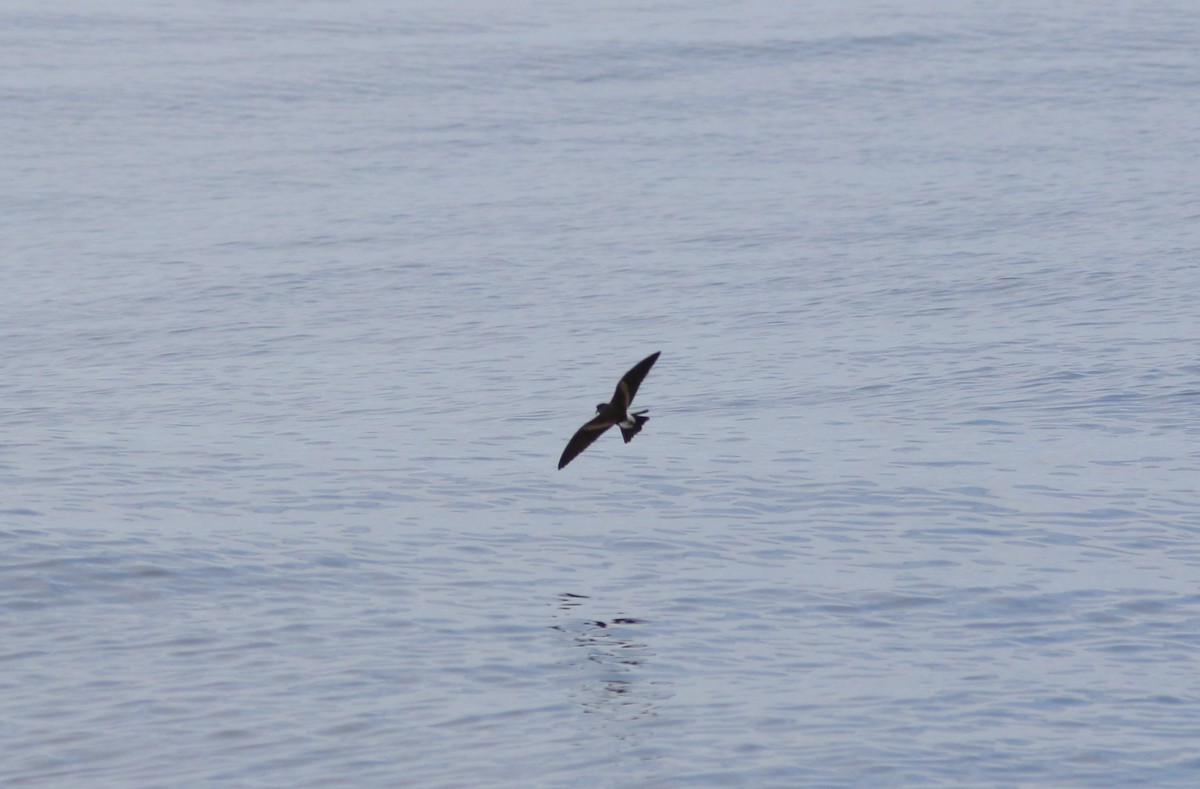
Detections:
[558, 351, 660, 470]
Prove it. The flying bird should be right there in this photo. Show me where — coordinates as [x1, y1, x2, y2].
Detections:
[558, 351, 661, 470]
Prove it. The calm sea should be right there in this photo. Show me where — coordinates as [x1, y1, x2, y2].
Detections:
[4, 0, 1200, 786]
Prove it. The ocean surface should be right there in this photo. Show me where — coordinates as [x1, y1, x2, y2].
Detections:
[4, 1, 1200, 786]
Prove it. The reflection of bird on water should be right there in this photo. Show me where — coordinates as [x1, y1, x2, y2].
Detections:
[551, 592, 664, 721]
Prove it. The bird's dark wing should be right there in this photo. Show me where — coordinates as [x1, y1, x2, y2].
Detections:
[609, 351, 660, 412]
[558, 415, 614, 469]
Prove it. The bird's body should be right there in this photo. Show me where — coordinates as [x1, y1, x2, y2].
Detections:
[558, 351, 660, 470]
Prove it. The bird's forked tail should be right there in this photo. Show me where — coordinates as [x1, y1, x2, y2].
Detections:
[619, 410, 649, 443]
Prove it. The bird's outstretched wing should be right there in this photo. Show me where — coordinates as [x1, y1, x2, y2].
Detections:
[610, 351, 660, 412]
[558, 415, 614, 469]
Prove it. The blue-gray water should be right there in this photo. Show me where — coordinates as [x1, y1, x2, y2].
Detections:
[4, 1, 1200, 786]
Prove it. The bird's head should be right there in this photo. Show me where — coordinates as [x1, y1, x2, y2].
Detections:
[595, 403, 608, 414]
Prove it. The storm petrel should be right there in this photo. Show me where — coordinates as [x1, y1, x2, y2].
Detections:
[558, 351, 660, 470]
